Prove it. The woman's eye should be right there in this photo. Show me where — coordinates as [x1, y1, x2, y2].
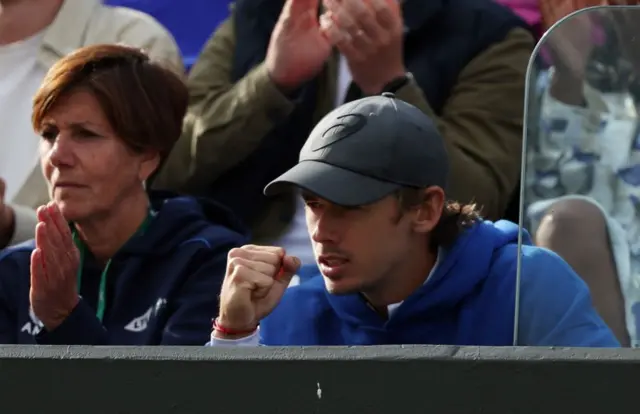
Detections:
[77, 129, 98, 138]
[40, 130, 57, 141]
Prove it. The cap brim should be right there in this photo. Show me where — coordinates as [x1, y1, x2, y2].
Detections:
[264, 160, 401, 207]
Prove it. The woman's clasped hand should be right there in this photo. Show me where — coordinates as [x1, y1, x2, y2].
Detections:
[30, 202, 80, 332]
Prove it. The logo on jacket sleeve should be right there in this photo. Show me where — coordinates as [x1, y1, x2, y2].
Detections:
[124, 298, 167, 333]
[21, 307, 44, 336]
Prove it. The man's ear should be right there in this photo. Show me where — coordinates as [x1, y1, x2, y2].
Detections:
[412, 186, 445, 234]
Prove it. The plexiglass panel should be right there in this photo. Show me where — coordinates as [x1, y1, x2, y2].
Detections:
[518, 6, 640, 347]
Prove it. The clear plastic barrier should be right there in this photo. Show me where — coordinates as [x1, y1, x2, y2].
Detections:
[518, 6, 640, 347]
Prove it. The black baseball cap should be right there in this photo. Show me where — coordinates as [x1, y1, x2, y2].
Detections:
[263, 92, 449, 206]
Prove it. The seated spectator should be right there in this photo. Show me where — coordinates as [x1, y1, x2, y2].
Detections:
[153, 0, 534, 282]
[0, 44, 247, 345]
[524, 8, 640, 347]
[208, 94, 619, 348]
[0, 0, 182, 250]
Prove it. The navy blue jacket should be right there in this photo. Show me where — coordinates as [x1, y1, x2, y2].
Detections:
[0, 192, 248, 345]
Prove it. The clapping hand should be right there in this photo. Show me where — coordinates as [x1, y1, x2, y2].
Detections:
[319, 0, 406, 94]
[265, 0, 334, 93]
[30, 202, 80, 331]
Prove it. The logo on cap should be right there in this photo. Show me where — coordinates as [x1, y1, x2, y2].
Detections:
[312, 113, 367, 151]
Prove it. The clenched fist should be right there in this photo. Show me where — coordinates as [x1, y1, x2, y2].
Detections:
[215, 245, 300, 338]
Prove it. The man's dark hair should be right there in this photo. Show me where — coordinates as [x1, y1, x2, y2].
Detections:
[394, 187, 481, 251]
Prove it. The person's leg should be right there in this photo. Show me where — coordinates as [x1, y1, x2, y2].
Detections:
[535, 197, 630, 346]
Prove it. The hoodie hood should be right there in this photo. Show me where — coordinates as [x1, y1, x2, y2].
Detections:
[326, 220, 529, 328]
[118, 191, 249, 256]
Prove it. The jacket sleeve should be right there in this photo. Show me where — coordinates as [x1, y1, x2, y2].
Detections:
[35, 298, 109, 345]
[35, 236, 245, 346]
[152, 16, 297, 193]
[517, 246, 621, 347]
[394, 27, 533, 220]
[160, 238, 244, 345]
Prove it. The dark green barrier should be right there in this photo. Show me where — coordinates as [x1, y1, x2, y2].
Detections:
[0, 346, 635, 413]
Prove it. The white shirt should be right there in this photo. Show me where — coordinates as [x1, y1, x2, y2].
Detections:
[0, 31, 46, 202]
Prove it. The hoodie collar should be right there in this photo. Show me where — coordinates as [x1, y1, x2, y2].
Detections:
[325, 220, 520, 329]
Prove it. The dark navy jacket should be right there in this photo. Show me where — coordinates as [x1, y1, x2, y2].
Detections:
[206, 0, 529, 225]
[0, 192, 248, 345]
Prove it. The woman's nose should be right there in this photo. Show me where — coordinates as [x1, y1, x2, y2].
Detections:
[47, 135, 75, 168]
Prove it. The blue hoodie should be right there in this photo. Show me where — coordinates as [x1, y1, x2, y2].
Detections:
[255, 220, 619, 347]
[0, 192, 248, 345]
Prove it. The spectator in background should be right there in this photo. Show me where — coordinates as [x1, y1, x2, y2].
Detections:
[494, 0, 542, 36]
[0, 44, 246, 345]
[539, 0, 640, 31]
[208, 95, 618, 348]
[153, 0, 534, 283]
[494, 0, 640, 39]
[525, 7, 640, 347]
[103, 0, 233, 69]
[0, 0, 182, 250]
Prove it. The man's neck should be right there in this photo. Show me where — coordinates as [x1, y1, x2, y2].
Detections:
[74, 190, 151, 264]
[0, 0, 63, 45]
[363, 243, 437, 310]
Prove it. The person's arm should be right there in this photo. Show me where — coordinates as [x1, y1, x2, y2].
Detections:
[35, 238, 246, 346]
[113, 10, 185, 75]
[6, 204, 37, 246]
[152, 16, 297, 193]
[137, 32, 184, 76]
[394, 28, 533, 220]
[517, 245, 620, 347]
[35, 298, 108, 345]
[206, 327, 261, 347]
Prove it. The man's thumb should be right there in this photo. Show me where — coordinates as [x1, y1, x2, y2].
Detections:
[277, 255, 301, 284]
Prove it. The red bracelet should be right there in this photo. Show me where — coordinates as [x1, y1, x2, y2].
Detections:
[212, 317, 257, 336]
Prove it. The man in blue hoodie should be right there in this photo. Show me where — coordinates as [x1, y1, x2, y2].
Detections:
[208, 93, 619, 347]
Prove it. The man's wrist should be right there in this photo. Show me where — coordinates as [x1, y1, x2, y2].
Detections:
[212, 316, 258, 340]
[266, 67, 303, 98]
[361, 70, 410, 95]
[549, 70, 586, 107]
[379, 72, 412, 94]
